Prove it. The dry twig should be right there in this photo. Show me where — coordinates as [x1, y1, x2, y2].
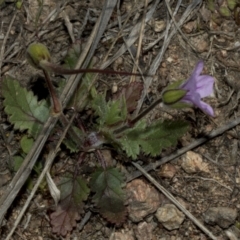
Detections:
[132, 162, 218, 240]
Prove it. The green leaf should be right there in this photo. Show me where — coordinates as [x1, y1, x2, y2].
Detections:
[2, 76, 49, 138]
[20, 135, 34, 154]
[58, 173, 90, 205]
[227, 0, 237, 10]
[219, 6, 231, 17]
[90, 167, 127, 225]
[119, 120, 189, 159]
[12, 155, 24, 172]
[33, 161, 43, 175]
[207, 0, 215, 12]
[118, 120, 145, 158]
[51, 173, 90, 236]
[92, 94, 127, 127]
[62, 126, 84, 153]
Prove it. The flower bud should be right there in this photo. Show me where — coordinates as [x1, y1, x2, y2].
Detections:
[26, 43, 51, 70]
[162, 89, 187, 105]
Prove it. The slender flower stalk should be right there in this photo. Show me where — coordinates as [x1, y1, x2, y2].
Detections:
[26, 42, 149, 114]
[42, 70, 62, 114]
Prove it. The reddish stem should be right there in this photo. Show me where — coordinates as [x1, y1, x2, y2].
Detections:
[43, 70, 61, 113]
[43, 62, 149, 77]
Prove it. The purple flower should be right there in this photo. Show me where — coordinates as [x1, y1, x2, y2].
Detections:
[180, 61, 214, 117]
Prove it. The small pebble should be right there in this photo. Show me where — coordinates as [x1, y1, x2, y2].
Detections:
[155, 204, 185, 230]
[203, 207, 237, 228]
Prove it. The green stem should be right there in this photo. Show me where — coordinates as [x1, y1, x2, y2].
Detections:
[113, 97, 162, 135]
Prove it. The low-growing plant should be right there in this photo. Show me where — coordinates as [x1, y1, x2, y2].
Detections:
[207, 0, 240, 25]
[2, 42, 214, 236]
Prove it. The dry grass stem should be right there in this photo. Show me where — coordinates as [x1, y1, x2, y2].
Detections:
[132, 162, 218, 240]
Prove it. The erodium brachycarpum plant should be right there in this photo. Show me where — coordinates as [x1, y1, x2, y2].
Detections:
[2, 42, 214, 236]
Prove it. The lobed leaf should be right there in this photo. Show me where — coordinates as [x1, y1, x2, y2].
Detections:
[119, 120, 189, 159]
[2, 76, 49, 138]
[57, 174, 90, 209]
[90, 167, 127, 225]
[62, 126, 84, 153]
[92, 94, 127, 127]
[50, 199, 80, 236]
[50, 173, 90, 236]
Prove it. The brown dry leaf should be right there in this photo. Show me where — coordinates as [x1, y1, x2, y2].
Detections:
[112, 82, 143, 113]
[50, 204, 80, 236]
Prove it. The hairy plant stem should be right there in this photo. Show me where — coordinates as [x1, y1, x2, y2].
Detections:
[113, 97, 162, 135]
[44, 61, 148, 77]
[42, 70, 62, 113]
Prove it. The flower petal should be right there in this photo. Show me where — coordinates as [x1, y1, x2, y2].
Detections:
[183, 92, 214, 116]
[182, 91, 201, 105]
[196, 75, 214, 98]
[181, 61, 204, 91]
[193, 61, 204, 76]
[164, 61, 214, 116]
[195, 100, 214, 117]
